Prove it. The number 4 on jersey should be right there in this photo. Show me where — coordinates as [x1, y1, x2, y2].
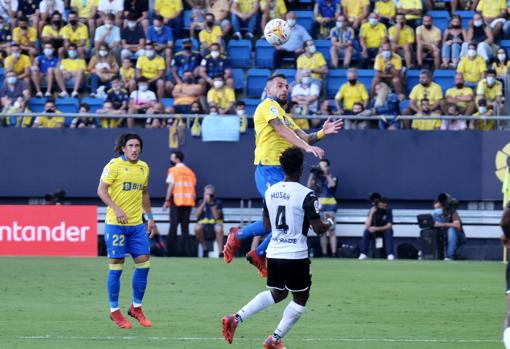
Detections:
[275, 205, 289, 233]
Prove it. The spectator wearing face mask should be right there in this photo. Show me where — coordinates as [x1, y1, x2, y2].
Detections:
[39, 0, 65, 32]
[59, 11, 90, 59]
[404, 70, 443, 128]
[341, 0, 368, 31]
[440, 104, 467, 131]
[313, 0, 341, 38]
[441, 72, 476, 116]
[128, 77, 157, 127]
[135, 41, 168, 99]
[199, 13, 223, 54]
[199, 42, 233, 88]
[120, 58, 135, 88]
[291, 72, 320, 116]
[374, 0, 397, 27]
[335, 68, 368, 115]
[147, 15, 173, 69]
[476, 0, 506, 39]
[171, 71, 204, 114]
[396, 0, 422, 29]
[371, 41, 404, 97]
[70, 0, 98, 36]
[416, 15, 441, 70]
[461, 13, 493, 61]
[273, 11, 312, 68]
[94, 13, 121, 59]
[54, 43, 87, 97]
[234, 101, 248, 132]
[33, 99, 64, 128]
[329, 14, 355, 68]
[492, 48, 510, 79]
[12, 16, 37, 60]
[88, 43, 119, 96]
[471, 98, 495, 130]
[411, 98, 441, 130]
[389, 12, 415, 68]
[477, 69, 504, 113]
[359, 13, 387, 68]
[171, 38, 202, 84]
[457, 42, 488, 87]
[0, 71, 30, 120]
[207, 76, 235, 114]
[121, 13, 146, 61]
[441, 15, 466, 69]
[41, 11, 64, 49]
[31, 42, 59, 97]
[5, 43, 31, 87]
[296, 40, 328, 88]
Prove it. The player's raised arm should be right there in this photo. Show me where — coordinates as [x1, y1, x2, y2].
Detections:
[295, 117, 344, 145]
[270, 118, 325, 159]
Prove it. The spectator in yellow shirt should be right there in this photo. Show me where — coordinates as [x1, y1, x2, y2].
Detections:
[5, 43, 31, 85]
[476, 0, 506, 38]
[457, 42, 487, 87]
[296, 39, 328, 87]
[199, 13, 223, 54]
[59, 11, 90, 59]
[396, 0, 422, 28]
[416, 15, 441, 70]
[374, 0, 397, 27]
[476, 69, 504, 113]
[260, 0, 287, 31]
[451, 0, 479, 13]
[135, 41, 169, 99]
[334, 68, 369, 115]
[54, 43, 86, 97]
[231, 0, 259, 40]
[154, 0, 183, 38]
[471, 98, 495, 130]
[33, 100, 65, 128]
[404, 69, 443, 128]
[493, 48, 510, 78]
[12, 16, 37, 59]
[461, 12, 493, 61]
[359, 13, 387, 68]
[441, 72, 476, 116]
[389, 13, 415, 68]
[41, 11, 65, 48]
[70, 0, 98, 36]
[207, 76, 235, 114]
[341, 0, 368, 31]
[371, 42, 404, 96]
[411, 98, 441, 131]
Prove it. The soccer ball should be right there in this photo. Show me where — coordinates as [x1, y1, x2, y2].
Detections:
[264, 18, 291, 46]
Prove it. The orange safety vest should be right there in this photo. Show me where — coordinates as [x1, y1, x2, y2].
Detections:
[168, 165, 197, 206]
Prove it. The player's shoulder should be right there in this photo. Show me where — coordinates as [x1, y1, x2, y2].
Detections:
[256, 98, 281, 116]
[137, 159, 150, 170]
[106, 156, 122, 167]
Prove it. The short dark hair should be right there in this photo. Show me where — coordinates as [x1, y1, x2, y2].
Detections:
[68, 10, 78, 17]
[280, 147, 304, 176]
[138, 76, 148, 83]
[236, 101, 246, 107]
[486, 69, 497, 76]
[154, 14, 164, 22]
[378, 197, 389, 204]
[80, 103, 90, 111]
[267, 73, 287, 82]
[115, 133, 143, 155]
[106, 13, 115, 21]
[127, 13, 138, 21]
[173, 150, 184, 162]
[18, 16, 28, 23]
[319, 158, 330, 166]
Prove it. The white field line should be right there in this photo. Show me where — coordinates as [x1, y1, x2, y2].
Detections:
[14, 335, 501, 343]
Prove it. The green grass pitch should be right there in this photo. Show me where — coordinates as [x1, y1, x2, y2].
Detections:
[0, 257, 506, 349]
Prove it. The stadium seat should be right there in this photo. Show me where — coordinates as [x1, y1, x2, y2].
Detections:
[255, 40, 275, 68]
[356, 69, 375, 92]
[0, 67, 4, 86]
[314, 40, 331, 65]
[56, 98, 80, 113]
[326, 69, 348, 98]
[400, 99, 410, 114]
[81, 97, 105, 113]
[161, 98, 175, 108]
[456, 11, 475, 29]
[174, 38, 199, 52]
[242, 98, 260, 116]
[500, 40, 510, 52]
[429, 10, 450, 32]
[274, 69, 296, 85]
[432, 70, 456, 92]
[228, 40, 252, 68]
[295, 11, 314, 33]
[246, 69, 271, 98]
[183, 10, 192, 30]
[405, 70, 421, 95]
[232, 68, 244, 90]
[28, 98, 47, 112]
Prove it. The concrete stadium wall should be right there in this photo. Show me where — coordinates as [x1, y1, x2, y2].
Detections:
[1, 128, 509, 201]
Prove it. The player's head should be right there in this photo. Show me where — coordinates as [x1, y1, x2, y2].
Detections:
[280, 147, 304, 179]
[267, 74, 289, 106]
[115, 133, 143, 161]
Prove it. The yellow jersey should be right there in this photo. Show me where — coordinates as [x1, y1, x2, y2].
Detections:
[388, 24, 415, 46]
[136, 55, 165, 79]
[60, 24, 90, 47]
[5, 54, 31, 75]
[71, 0, 99, 18]
[335, 81, 368, 110]
[476, 0, 506, 18]
[41, 25, 61, 39]
[412, 114, 441, 130]
[342, 0, 368, 20]
[359, 22, 387, 49]
[207, 86, 236, 109]
[409, 82, 443, 105]
[35, 115, 65, 128]
[398, 0, 422, 20]
[155, 0, 183, 18]
[100, 156, 149, 226]
[445, 86, 474, 109]
[120, 66, 135, 82]
[254, 98, 301, 165]
[60, 58, 87, 72]
[492, 61, 510, 77]
[374, 52, 402, 72]
[476, 78, 503, 101]
[199, 25, 222, 47]
[375, 0, 396, 18]
[457, 56, 487, 83]
[235, 0, 257, 13]
[296, 52, 327, 80]
[13, 27, 37, 46]
[260, 0, 287, 19]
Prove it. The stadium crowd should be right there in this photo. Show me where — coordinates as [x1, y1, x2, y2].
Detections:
[0, 0, 508, 129]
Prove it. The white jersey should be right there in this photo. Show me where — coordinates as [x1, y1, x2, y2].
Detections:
[264, 181, 320, 259]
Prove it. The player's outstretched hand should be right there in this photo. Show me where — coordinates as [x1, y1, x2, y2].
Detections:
[305, 145, 325, 159]
[148, 220, 158, 238]
[114, 207, 128, 224]
[322, 117, 343, 135]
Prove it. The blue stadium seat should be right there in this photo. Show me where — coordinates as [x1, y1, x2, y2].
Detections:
[228, 40, 252, 68]
[432, 70, 456, 92]
[274, 69, 296, 85]
[326, 69, 347, 98]
[295, 11, 314, 33]
[456, 11, 475, 29]
[405, 70, 421, 95]
[314, 40, 331, 65]
[500, 40, 510, 52]
[81, 97, 105, 113]
[429, 10, 450, 32]
[183, 10, 192, 30]
[400, 99, 410, 113]
[28, 98, 47, 112]
[255, 40, 275, 68]
[174, 38, 200, 52]
[246, 69, 271, 98]
[232, 68, 244, 90]
[356, 69, 375, 92]
[242, 98, 260, 116]
[55, 98, 80, 126]
[0, 67, 5, 86]
[161, 98, 175, 108]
